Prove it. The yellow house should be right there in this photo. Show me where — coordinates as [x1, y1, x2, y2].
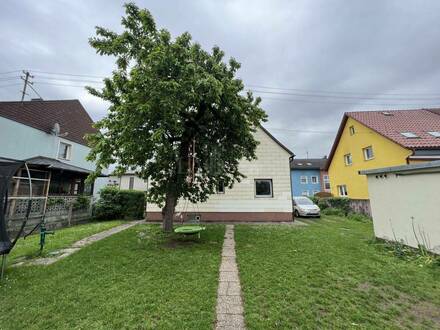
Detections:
[326, 109, 440, 200]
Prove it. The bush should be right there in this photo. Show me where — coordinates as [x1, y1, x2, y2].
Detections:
[312, 197, 351, 215]
[73, 195, 91, 210]
[94, 187, 145, 220]
[347, 212, 371, 222]
[314, 191, 333, 198]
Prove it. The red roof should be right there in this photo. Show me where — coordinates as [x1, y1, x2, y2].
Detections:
[326, 108, 440, 169]
[348, 110, 440, 148]
[0, 99, 96, 146]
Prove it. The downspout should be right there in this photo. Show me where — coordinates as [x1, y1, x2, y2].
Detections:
[289, 154, 295, 221]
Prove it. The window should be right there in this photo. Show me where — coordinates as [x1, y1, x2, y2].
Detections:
[301, 190, 309, 196]
[58, 142, 72, 160]
[363, 146, 374, 160]
[311, 176, 319, 184]
[129, 177, 135, 190]
[349, 125, 355, 135]
[400, 132, 419, 138]
[323, 175, 331, 190]
[217, 180, 225, 194]
[300, 176, 308, 184]
[344, 153, 352, 166]
[428, 131, 440, 137]
[338, 185, 348, 197]
[255, 179, 273, 197]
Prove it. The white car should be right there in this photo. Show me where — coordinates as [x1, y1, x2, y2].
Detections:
[293, 196, 320, 218]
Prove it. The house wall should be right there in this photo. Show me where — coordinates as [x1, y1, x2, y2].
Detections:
[366, 171, 440, 254]
[115, 175, 148, 191]
[290, 169, 322, 196]
[146, 127, 293, 222]
[320, 170, 330, 192]
[328, 117, 412, 199]
[0, 116, 95, 171]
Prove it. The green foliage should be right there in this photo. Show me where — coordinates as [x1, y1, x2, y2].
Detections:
[94, 187, 145, 220]
[346, 212, 371, 222]
[321, 207, 345, 217]
[86, 3, 267, 211]
[312, 197, 351, 215]
[72, 195, 91, 210]
[46, 197, 64, 207]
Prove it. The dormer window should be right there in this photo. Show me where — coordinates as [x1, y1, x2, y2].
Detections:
[400, 132, 419, 138]
[428, 131, 440, 138]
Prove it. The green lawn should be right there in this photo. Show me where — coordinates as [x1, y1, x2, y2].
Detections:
[8, 220, 126, 264]
[0, 224, 224, 329]
[235, 216, 440, 329]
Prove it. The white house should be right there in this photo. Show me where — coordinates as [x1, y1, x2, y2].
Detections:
[146, 126, 294, 222]
[360, 161, 440, 254]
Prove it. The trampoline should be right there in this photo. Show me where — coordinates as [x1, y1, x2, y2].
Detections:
[0, 157, 32, 279]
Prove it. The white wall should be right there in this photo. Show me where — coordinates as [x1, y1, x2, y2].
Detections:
[0, 116, 95, 171]
[146, 127, 292, 213]
[367, 171, 440, 254]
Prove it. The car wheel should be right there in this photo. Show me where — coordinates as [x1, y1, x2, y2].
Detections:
[294, 210, 300, 218]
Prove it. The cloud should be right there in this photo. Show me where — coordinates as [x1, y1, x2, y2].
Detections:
[2, 0, 440, 158]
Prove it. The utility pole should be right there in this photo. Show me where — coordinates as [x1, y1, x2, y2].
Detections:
[20, 70, 34, 101]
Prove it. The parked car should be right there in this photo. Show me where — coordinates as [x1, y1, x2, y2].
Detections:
[293, 196, 320, 218]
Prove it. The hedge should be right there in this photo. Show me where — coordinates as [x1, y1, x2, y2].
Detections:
[94, 187, 145, 220]
[310, 196, 351, 215]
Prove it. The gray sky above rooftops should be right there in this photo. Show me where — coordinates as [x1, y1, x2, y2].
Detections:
[2, 0, 440, 158]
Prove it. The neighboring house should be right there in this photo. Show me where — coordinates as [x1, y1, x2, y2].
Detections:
[326, 109, 440, 202]
[360, 161, 440, 255]
[290, 158, 330, 196]
[146, 126, 294, 222]
[0, 99, 97, 230]
[106, 172, 149, 191]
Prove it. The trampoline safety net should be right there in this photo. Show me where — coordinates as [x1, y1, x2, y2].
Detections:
[0, 158, 25, 255]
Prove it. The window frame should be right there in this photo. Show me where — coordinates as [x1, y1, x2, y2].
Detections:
[311, 176, 319, 184]
[254, 179, 273, 198]
[337, 185, 348, 197]
[363, 146, 374, 161]
[349, 125, 356, 135]
[300, 176, 308, 184]
[344, 153, 352, 166]
[58, 141, 72, 161]
[216, 180, 225, 194]
[323, 175, 331, 190]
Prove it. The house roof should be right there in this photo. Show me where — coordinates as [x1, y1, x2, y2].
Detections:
[290, 158, 327, 170]
[26, 156, 92, 174]
[0, 99, 96, 146]
[359, 160, 440, 176]
[326, 109, 440, 169]
[260, 125, 295, 156]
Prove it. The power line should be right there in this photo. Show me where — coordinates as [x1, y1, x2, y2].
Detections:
[0, 70, 21, 75]
[0, 83, 22, 88]
[246, 84, 440, 97]
[250, 89, 440, 101]
[0, 76, 20, 81]
[27, 83, 43, 99]
[29, 69, 106, 79]
[265, 127, 335, 134]
[34, 75, 103, 84]
[253, 95, 440, 108]
[33, 81, 92, 88]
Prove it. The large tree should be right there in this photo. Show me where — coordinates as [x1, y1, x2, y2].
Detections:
[87, 3, 267, 232]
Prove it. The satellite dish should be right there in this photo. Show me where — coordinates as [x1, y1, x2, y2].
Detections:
[52, 122, 61, 135]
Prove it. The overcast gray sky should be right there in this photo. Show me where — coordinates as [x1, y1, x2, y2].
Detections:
[2, 0, 440, 158]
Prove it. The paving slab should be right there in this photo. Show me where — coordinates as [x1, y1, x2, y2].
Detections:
[215, 225, 246, 330]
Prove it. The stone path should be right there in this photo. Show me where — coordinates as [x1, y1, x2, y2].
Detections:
[215, 225, 246, 330]
[14, 220, 143, 267]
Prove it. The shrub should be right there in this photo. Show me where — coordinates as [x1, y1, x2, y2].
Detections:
[94, 187, 145, 220]
[311, 197, 351, 215]
[314, 191, 333, 198]
[347, 212, 371, 222]
[72, 195, 91, 210]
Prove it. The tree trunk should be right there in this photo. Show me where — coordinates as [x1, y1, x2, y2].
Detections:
[162, 190, 177, 232]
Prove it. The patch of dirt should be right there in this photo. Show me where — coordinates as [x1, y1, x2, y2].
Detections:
[356, 282, 440, 327]
[163, 239, 197, 249]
